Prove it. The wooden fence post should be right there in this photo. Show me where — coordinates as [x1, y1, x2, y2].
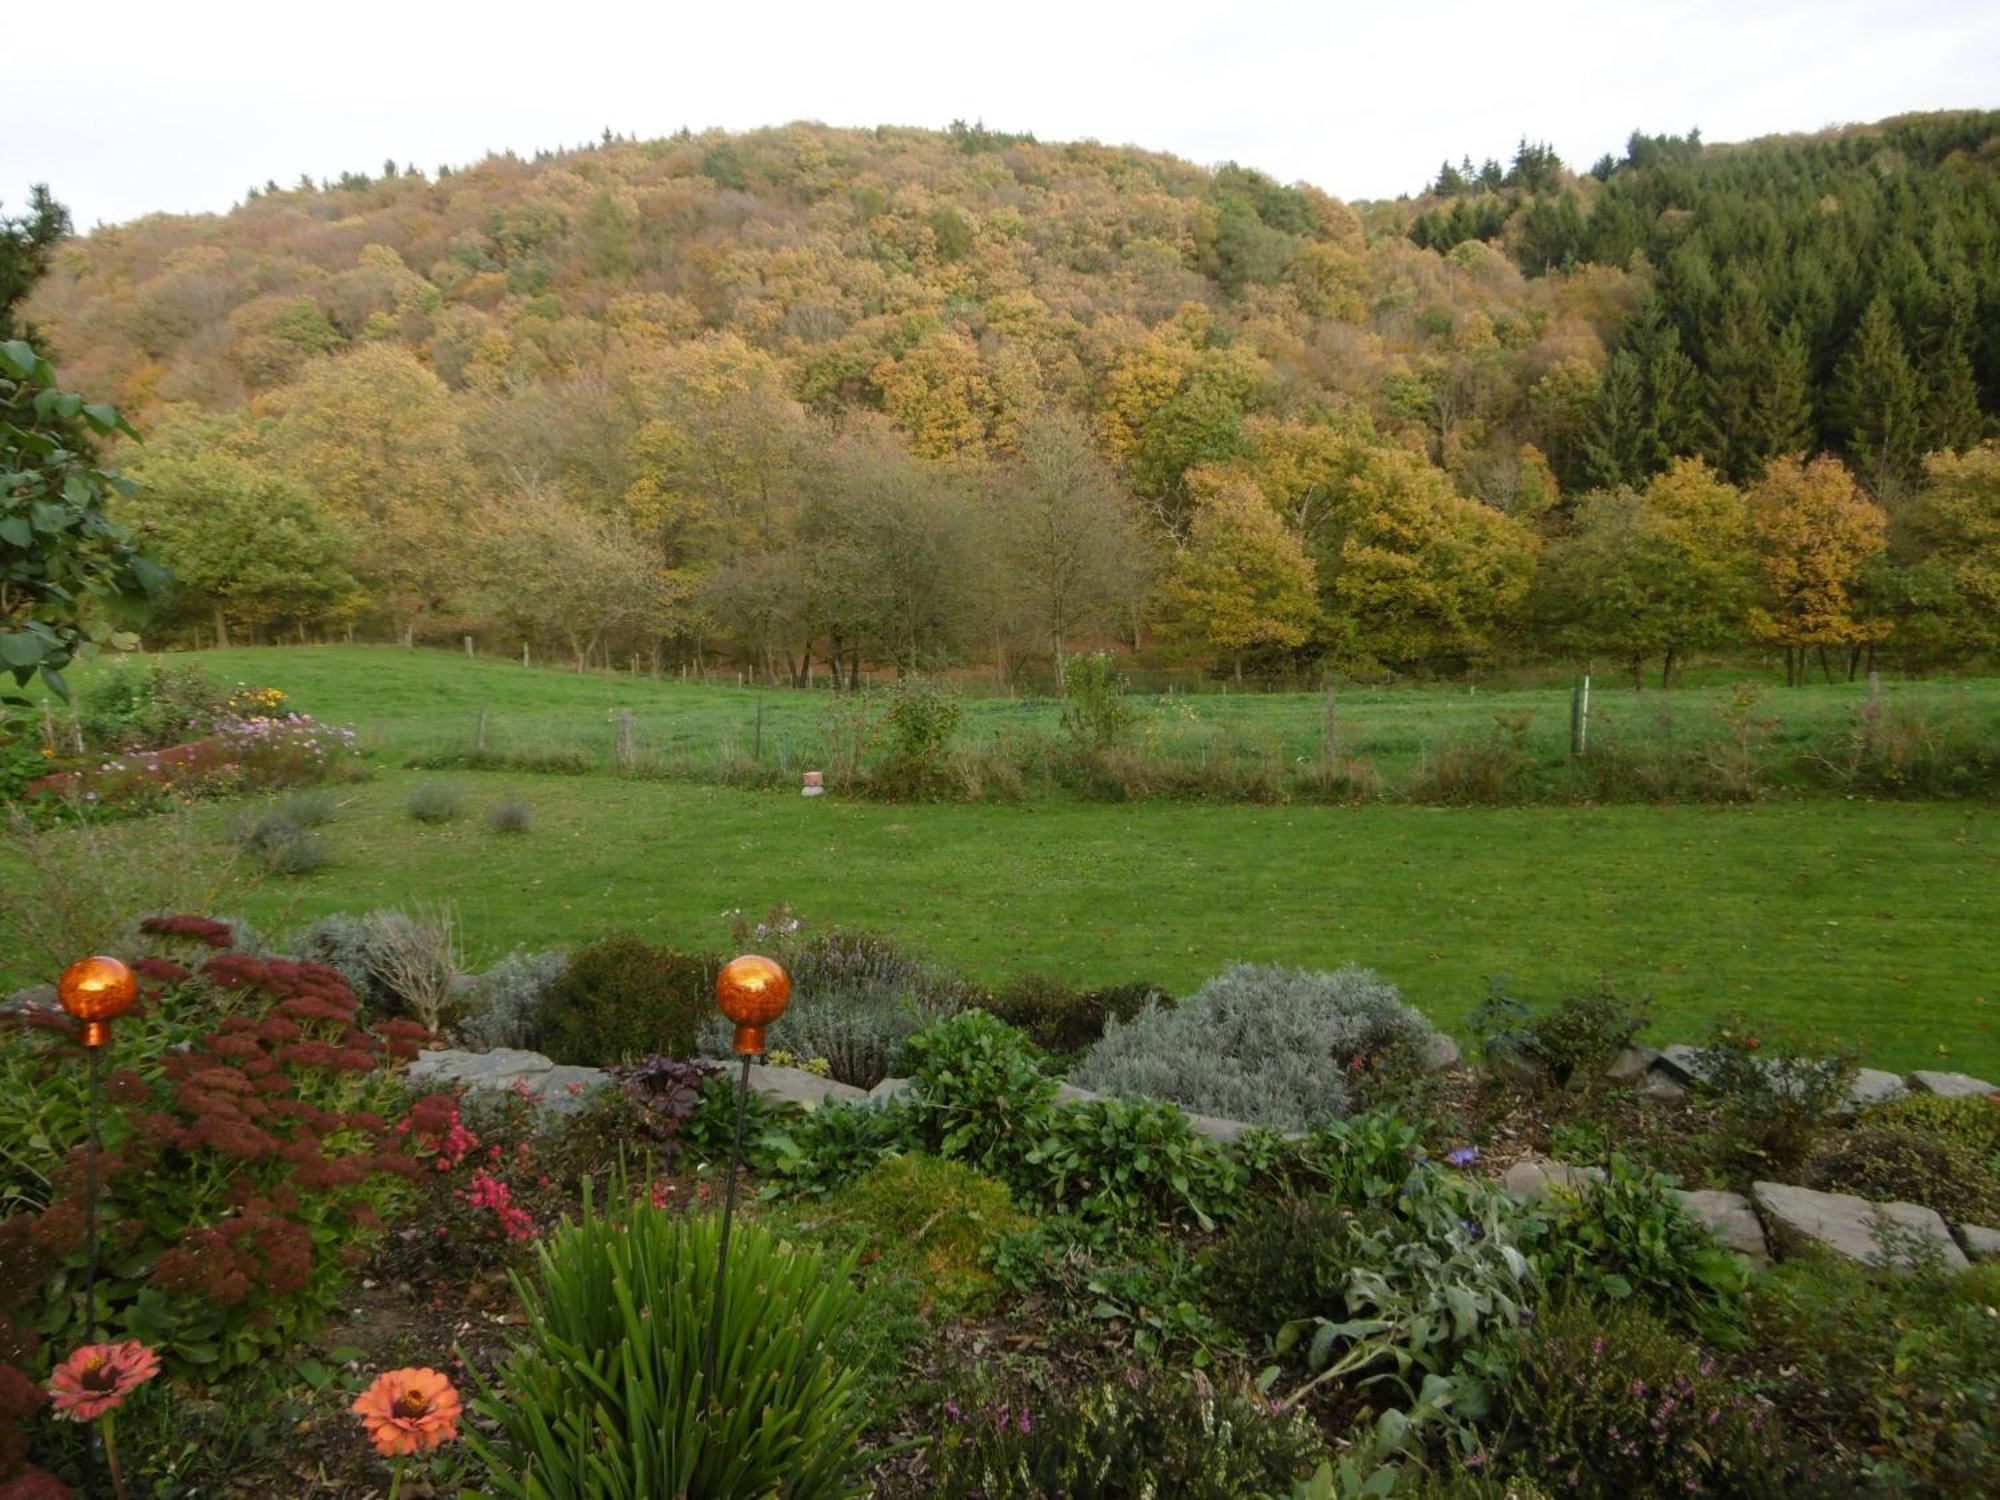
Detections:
[754, 702, 764, 763]
[463, 635, 474, 658]
[476, 709, 489, 753]
[617, 709, 634, 770]
[1322, 681, 1339, 762]
[1569, 674, 1591, 756]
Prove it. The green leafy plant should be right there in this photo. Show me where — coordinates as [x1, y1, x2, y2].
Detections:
[536, 933, 715, 1066]
[925, 1372, 1326, 1500]
[464, 1186, 872, 1499]
[904, 1010, 1057, 1176]
[1060, 652, 1138, 751]
[1861, 1090, 2000, 1158]
[1024, 1093, 1247, 1231]
[874, 678, 963, 800]
[986, 974, 1166, 1054]
[758, 1099, 919, 1199]
[1469, 977, 1650, 1089]
[1205, 1194, 1364, 1343]
[1528, 1154, 1749, 1338]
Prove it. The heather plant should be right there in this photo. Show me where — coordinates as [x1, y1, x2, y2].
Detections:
[1204, 1194, 1364, 1342]
[465, 1188, 872, 1500]
[1808, 1126, 2000, 1225]
[1861, 1090, 2000, 1158]
[458, 948, 569, 1051]
[1742, 1257, 2000, 1495]
[1499, 1296, 1802, 1500]
[1073, 963, 1438, 1130]
[923, 1372, 1327, 1500]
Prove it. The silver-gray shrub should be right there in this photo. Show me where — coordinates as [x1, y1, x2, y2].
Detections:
[460, 949, 570, 1051]
[1071, 962, 1437, 1130]
[293, 913, 376, 1000]
[700, 978, 933, 1089]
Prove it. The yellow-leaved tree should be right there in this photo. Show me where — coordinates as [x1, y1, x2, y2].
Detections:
[1158, 478, 1318, 683]
[1746, 455, 1889, 683]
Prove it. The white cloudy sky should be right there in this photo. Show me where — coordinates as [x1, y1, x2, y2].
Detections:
[9, 0, 1999, 229]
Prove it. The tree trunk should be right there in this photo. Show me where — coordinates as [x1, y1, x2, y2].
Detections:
[1846, 645, 1862, 682]
[1233, 653, 1244, 688]
[1630, 657, 1644, 692]
[213, 604, 230, 650]
[1817, 646, 1834, 684]
[1659, 648, 1677, 690]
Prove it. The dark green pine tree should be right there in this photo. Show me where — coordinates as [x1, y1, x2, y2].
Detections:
[1628, 306, 1717, 469]
[1764, 319, 1816, 460]
[1578, 350, 1650, 489]
[0, 184, 72, 340]
[1833, 294, 1926, 497]
[1704, 276, 1776, 480]
[1925, 309, 1984, 454]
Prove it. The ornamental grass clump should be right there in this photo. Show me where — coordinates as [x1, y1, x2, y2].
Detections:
[465, 1186, 872, 1500]
[1072, 963, 1436, 1130]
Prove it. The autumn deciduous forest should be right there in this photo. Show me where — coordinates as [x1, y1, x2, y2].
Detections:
[17, 111, 2000, 686]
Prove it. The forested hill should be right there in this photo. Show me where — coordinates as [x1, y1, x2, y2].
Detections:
[16, 112, 2000, 679]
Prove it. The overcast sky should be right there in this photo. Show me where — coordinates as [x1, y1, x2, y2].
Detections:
[9, 0, 1999, 230]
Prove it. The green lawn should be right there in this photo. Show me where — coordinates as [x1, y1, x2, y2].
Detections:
[68, 644, 2000, 783]
[28, 767, 1994, 1075]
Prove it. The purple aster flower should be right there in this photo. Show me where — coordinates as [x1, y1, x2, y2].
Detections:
[1445, 1145, 1480, 1168]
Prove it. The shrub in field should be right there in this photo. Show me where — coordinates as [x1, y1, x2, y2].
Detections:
[458, 948, 568, 1051]
[485, 797, 531, 833]
[231, 810, 332, 877]
[1808, 1126, 2000, 1226]
[923, 1372, 1326, 1500]
[465, 1190, 871, 1500]
[1691, 1016, 1857, 1181]
[1742, 1257, 2000, 1495]
[277, 789, 340, 827]
[874, 678, 964, 799]
[986, 975, 1166, 1054]
[0, 934, 428, 1385]
[1072, 963, 1437, 1130]
[1469, 978, 1650, 1089]
[1059, 652, 1138, 751]
[1861, 1090, 2000, 1159]
[1499, 1296, 1802, 1499]
[405, 781, 464, 823]
[1528, 1154, 1749, 1337]
[537, 934, 715, 1066]
[77, 661, 224, 751]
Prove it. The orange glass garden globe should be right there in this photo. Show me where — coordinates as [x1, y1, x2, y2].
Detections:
[58, 956, 138, 1048]
[716, 954, 790, 1055]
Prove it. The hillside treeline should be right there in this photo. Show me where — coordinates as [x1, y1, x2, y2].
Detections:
[18, 115, 2000, 684]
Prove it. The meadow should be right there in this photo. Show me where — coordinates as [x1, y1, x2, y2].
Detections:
[10, 644, 1997, 1074]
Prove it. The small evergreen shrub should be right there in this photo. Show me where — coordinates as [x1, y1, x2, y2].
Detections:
[1809, 1126, 2000, 1226]
[405, 781, 464, 823]
[1501, 1296, 1802, 1500]
[1072, 963, 1437, 1130]
[537, 934, 715, 1065]
[986, 975, 1166, 1054]
[750, 980, 929, 1087]
[1861, 1090, 2000, 1159]
[459, 948, 569, 1051]
[231, 812, 331, 876]
[924, 1373, 1326, 1500]
[1204, 1194, 1361, 1341]
[466, 1189, 871, 1499]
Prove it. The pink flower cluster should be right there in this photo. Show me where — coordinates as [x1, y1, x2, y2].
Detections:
[461, 1171, 536, 1241]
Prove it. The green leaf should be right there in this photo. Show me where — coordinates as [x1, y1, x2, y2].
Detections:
[0, 632, 43, 668]
[82, 402, 119, 432]
[0, 516, 30, 547]
[39, 664, 69, 701]
[0, 340, 35, 378]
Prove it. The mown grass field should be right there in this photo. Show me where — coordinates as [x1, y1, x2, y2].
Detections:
[11, 646, 1998, 1074]
[95, 644, 2000, 783]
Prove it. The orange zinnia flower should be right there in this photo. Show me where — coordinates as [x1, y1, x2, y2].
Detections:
[352, 1367, 463, 1457]
[48, 1341, 161, 1422]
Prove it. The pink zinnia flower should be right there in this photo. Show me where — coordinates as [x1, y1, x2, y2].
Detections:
[48, 1341, 161, 1421]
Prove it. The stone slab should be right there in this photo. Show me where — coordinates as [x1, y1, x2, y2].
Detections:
[744, 1064, 867, 1112]
[1839, 1068, 1908, 1117]
[528, 1064, 612, 1114]
[1639, 1071, 1689, 1103]
[1653, 1044, 1707, 1086]
[1503, 1159, 1605, 1202]
[407, 1047, 554, 1090]
[1606, 1045, 1660, 1085]
[1908, 1070, 1996, 1099]
[1053, 1082, 1105, 1107]
[1752, 1180, 1968, 1271]
[1418, 1032, 1462, 1072]
[867, 1076, 914, 1104]
[1675, 1188, 1770, 1267]
[1185, 1111, 1258, 1144]
[1958, 1224, 2000, 1263]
